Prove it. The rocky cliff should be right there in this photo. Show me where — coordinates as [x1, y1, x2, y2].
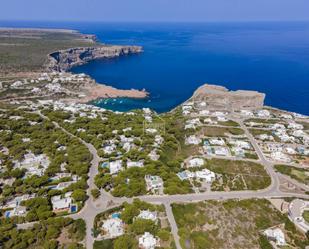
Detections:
[190, 84, 265, 110]
[47, 45, 143, 71]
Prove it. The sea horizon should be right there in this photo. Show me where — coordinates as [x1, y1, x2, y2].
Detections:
[1, 20, 309, 115]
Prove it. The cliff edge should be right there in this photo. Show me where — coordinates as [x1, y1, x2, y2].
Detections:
[47, 45, 143, 72]
[190, 84, 265, 110]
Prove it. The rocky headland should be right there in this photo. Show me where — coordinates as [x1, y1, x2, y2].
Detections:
[190, 84, 265, 110]
[47, 45, 143, 71]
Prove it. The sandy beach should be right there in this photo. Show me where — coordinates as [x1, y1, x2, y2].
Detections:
[79, 83, 148, 103]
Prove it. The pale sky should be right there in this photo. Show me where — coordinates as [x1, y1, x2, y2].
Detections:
[1, 0, 309, 22]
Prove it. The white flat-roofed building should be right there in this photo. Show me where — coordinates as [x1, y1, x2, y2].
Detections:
[257, 109, 271, 117]
[102, 218, 124, 238]
[139, 232, 159, 249]
[229, 140, 251, 149]
[258, 134, 274, 141]
[214, 147, 229, 156]
[288, 122, 303, 130]
[103, 144, 116, 155]
[148, 149, 160, 161]
[127, 160, 144, 168]
[109, 160, 123, 175]
[185, 135, 201, 145]
[51, 192, 72, 212]
[270, 151, 291, 163]
[240, 110, 254, 117]
[284, 147, 297, 155]
[209, 138, 225, 146]
[146, 128, 157, 134]
[199, 110, 210, 116]
[137, 210, 157, 222]
[195, 169, 216, 183]
[188, 158, 204, 167]
[279, 113, 293, 119]
[13, 152, 50, 177]
[217, 116, 228, 122]
[292, 130, 306, 138]
[263, 228, 286, 246]
[145, 175, 163, 193]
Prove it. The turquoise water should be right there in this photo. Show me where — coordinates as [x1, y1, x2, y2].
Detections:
[1, 21, 309, 114]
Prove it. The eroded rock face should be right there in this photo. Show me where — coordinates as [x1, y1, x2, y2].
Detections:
[47, 45, 143, 71]
[191, 84, 265, 110]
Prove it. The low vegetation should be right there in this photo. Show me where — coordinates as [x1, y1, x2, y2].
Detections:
[172, 199, 309, 249]
[0, 29, 96, 74]
[0, 217, 86, 249]
[205, 158, 271, 191]
[275, 164, 309, 185]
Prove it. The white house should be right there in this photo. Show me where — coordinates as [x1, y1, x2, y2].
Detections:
[139, 232, 158, 249]
[263, 228, 286, 246]
[51, 192, 73, 212]
[148, 149, 160, 161]
[288, 122, 303, 130]
[214, 147, 229, 156]
[199, 110, 210, 116]
[270, 151, 291, 163]
[240, 110, 253, 117]
[185, 135, 201, 145]
[127, 160, 144, 168]
[209, 138, 225, 146]
[137, 210, 157, 222]
[257, 109, 271, 117]
[188, 158, 204, 167]
[109, 160, 123, 174]
[145, 175, 163, 193]
[102, 218, 124, 238]
[195, 169, 216, 183]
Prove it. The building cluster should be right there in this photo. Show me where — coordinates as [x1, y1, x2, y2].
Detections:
[13, 152, 50, 177]
[245, 110, 309, 164]
[1, 194, 36, 218]
[100, 209, 160, 248]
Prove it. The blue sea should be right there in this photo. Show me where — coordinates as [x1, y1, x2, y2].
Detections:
[1, 21, 309, 114]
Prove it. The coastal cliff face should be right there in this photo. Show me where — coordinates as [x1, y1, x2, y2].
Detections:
[191, 84, 265, 110]
[47, 45, 143, 72]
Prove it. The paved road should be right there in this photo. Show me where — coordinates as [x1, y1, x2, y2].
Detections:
[24, 111, 308, 249]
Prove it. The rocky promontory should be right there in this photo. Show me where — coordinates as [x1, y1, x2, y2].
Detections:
[190, 84, 265, 110]
[47, 45, 143, 72]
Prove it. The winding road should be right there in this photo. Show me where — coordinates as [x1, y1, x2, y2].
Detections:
[27, 111, 309, 249]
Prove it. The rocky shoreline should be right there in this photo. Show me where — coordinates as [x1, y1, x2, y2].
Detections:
[47, 45, 143, 71]
[189, 84, 265, 111]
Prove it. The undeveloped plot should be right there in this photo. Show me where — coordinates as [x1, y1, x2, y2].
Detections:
[172, 199, 309, 249]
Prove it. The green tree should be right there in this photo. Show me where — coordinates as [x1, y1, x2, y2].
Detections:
[91, 189, 100, 199]
[121, 204, 139, 224]
[130, 219, 157, 235]
[114, 235, 138, 249]
[72, 189, 87, 202]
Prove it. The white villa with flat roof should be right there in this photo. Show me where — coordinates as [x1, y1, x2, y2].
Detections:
[109, 160, 123, 174]
[137, 210, 158, 222]
[139, 232, 159, 249]
[185, 135, 201, 145]
[102, 218, 124, 238]
[195, 169, 216, 183]
[188, 158, 204, 167]
[127, 160, 144, 168]
[51, 192, 73, 212]
[145, 175, 163, 193]
[263, 228, 286, 246]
